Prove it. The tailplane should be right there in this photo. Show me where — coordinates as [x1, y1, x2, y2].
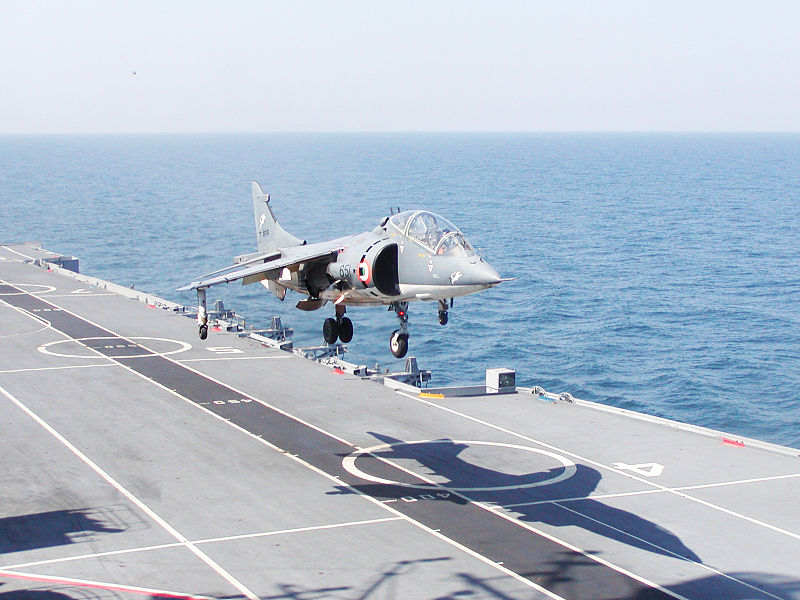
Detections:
[252, 181, 305, 253]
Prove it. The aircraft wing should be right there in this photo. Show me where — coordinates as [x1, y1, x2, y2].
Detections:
[178, 247, 338, 291]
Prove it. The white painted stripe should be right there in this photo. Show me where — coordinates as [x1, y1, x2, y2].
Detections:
[504, 488, 664, 508]
[503, 472, 800, 509]
[675, 472, 800, 492]
[0, 246, 37, 260]
[192, 515, 403, 545]
[0, 540, 184, 571]
[0, 363, 116, 374]
[40, 293, 118, 297]
[0, 516, 403, 571]
[0, 569, 215, 599]
[0, 383, 260, 600]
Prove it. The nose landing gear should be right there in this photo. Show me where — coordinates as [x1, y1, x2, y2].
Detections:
[438, 299, 450, 326]
[389, 301, 410, 358]
[323, 305, 353, 344]
[390, 330, 408, 358]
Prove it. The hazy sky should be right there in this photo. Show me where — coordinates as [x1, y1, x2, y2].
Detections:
[2, 1, 799, 133]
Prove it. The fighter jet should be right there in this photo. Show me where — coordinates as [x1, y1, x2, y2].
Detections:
[179, 182, 505, 358]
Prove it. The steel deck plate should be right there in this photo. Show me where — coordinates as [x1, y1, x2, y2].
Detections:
[1, 243, 799, 600]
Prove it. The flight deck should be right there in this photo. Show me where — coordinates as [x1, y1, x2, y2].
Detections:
[1, 243, 799, 600]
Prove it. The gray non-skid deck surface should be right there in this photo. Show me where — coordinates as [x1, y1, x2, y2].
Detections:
[1, 244, 799, 600]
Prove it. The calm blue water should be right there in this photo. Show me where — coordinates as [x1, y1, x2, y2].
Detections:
[2, 133, 799, 447]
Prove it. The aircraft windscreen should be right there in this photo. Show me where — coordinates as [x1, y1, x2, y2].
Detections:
[388, 212, 413, 233]
[391, 211, 475, 257]
[436, 231, 474, 257]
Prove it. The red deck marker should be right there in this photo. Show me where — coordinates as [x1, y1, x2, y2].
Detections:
[0, 570, 205, 599]
[722, 437, 746, 447]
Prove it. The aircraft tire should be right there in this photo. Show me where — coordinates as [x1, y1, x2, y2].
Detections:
[338, 317, 354, 343]
[438, 310, 449, 326]
[199, 325, 208, 340]
[390, 330, 409, 359]
[323, 318, 339, 344]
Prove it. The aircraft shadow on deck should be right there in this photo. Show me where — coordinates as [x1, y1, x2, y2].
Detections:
[326, 435, 800, 598]
[335, 433, 702, 565]
[0, 508, 126, 554]
[144, 571, 800, 600]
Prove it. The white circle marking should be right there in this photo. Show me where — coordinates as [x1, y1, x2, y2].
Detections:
[0, 283, 57, 296]
[342, 439, 576, 492]
[38, 337, 192, 359]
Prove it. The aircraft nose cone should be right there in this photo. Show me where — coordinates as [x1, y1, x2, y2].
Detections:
[464, 260, 503, 287]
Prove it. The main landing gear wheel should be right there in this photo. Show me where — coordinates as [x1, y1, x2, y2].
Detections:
[323, 318, 339, 344]
[323, 311, 354, 345]
[199, 324, 208, 340]
[390, 330, 409, 358]
[338, 317, 354, 343]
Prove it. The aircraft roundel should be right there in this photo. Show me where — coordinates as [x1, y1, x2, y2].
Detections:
[358, 259, 371, 285]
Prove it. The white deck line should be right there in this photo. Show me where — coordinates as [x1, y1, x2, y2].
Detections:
[0, 245, 38, 260]
[0, 569, 216, 600]
[0, 382, 260, 600]
[37, 293, 118, 297]
[502, 472, 800, 508]
[0, 363, 116, 374]
[0, 516, 403, 571]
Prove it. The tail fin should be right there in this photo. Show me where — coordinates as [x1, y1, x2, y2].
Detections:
[252, 181, 305, 253]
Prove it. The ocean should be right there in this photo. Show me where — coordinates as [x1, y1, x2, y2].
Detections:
[1, 133, 799, 448]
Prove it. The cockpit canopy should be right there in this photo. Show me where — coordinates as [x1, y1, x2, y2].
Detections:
[388, 210, 476, 257]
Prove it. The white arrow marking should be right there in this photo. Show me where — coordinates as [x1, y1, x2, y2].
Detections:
[612, 462, 664, 477]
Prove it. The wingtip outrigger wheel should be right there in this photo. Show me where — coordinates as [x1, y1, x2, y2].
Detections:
[196, 287, 208, 340]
